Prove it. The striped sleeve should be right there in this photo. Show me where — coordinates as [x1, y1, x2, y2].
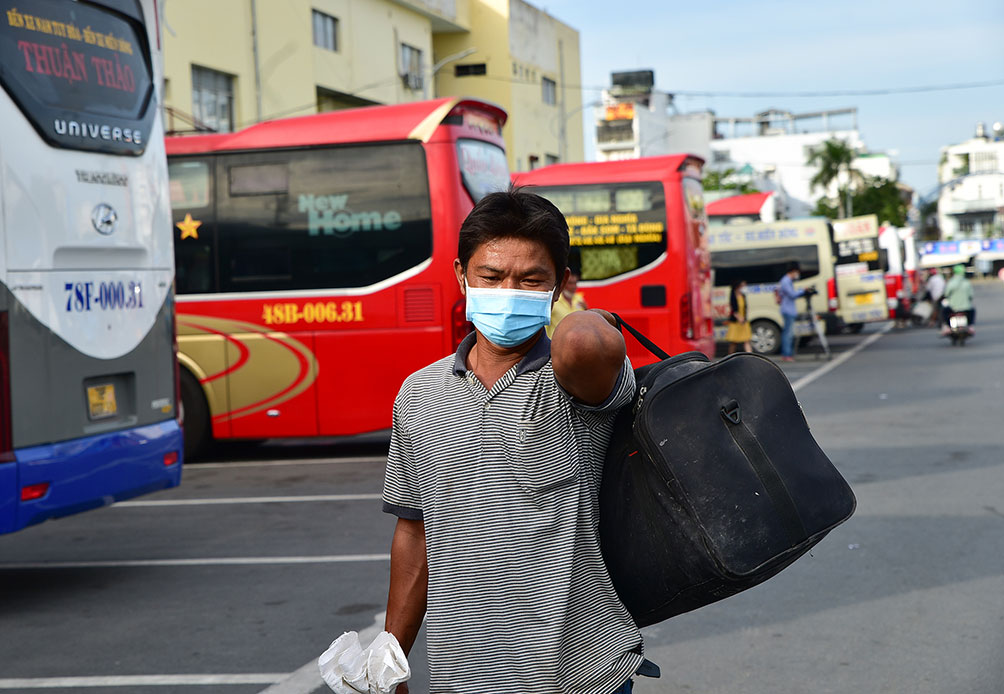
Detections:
[382, 389, 423, 520]
[561, 356, 636, 414]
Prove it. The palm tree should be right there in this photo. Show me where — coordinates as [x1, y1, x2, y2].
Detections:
[807, 139, 864, 218]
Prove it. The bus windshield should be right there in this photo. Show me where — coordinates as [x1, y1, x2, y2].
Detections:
[534, 181, 666, 280]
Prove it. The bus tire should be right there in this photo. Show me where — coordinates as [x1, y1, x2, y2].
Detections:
[847, 322, 865, 334]
[750, 320, 781, 355]
[179, 368, 211, 461]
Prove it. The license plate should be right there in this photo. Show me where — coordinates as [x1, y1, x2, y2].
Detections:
[854, 293, 876, 305]
[87, 384, 117, 420]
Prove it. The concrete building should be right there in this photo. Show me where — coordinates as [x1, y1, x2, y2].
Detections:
[708, 108, 898, 219]
[161, 0, 582, 171]
[589, 87, 898, 220]
[593, 70, 684, 162]
[433, 0, 582, 171]
[936, 122, 1004, 240]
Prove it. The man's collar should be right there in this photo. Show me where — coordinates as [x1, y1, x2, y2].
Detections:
[452, 331, 552, 377]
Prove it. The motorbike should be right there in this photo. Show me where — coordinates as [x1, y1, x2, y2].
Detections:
[941, 304, 974, 347]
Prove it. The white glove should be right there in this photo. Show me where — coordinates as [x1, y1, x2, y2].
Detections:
[318, 631, 410, 694]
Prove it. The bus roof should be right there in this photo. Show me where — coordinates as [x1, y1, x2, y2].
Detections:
[707, 192, 772, 217]
[513, 154, 702, 186]
[165, 97, 507, 155]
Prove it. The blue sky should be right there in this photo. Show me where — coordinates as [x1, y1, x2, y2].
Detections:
[540, 0, 1004, 199]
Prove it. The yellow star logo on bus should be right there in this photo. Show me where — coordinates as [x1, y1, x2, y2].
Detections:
[176, 213, 202, 240]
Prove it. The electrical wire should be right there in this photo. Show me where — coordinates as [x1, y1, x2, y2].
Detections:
[463, 73, 1004, 98]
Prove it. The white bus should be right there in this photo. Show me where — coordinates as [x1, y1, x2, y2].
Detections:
[830, 215, 891, 331]
[0, 0, 181, 534]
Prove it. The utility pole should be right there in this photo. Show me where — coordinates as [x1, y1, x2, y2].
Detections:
[250, 0, 262, 122]
[558, 39, 566, 162]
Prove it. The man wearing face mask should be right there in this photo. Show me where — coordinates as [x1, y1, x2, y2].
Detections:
[380, 188, 653, 694]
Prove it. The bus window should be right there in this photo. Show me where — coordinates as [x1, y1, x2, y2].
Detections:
[214, 143, 432, 293]
[711, 246, 821, 287]
[169, 159, 215, 295]
[170, 160, 211, 209]
[0, 0, 155, 155]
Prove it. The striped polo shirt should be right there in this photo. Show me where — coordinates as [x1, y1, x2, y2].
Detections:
[383, 332, 643, 694]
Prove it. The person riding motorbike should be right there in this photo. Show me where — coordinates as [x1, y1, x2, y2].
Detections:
[940, 264, 974, 336]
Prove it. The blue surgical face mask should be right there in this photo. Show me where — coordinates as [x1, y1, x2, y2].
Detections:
[465, 281, 555, 348]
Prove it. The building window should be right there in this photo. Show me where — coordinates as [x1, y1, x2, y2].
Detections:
[400, 43, 423, 91]
[312, 10, 338, 52]
[191, 65, 234, 133]
[455, 63, 487, 77]
[712, 149, 731, 163]
[542, 77, 556, 105]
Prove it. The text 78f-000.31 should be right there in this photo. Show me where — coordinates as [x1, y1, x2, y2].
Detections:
[64, 281, 144, 312]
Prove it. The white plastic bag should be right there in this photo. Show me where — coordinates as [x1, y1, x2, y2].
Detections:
[318, 630, 410, 694]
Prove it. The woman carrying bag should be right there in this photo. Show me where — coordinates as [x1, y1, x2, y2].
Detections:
[725, 279, 752, 354]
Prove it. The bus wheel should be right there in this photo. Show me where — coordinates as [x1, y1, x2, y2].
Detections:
[846, 322, 865, 334]
[750, 320, 781, 355]
[179, 368, 211, 461]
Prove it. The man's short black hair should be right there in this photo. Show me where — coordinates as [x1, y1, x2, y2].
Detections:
[458, 186, 570, 278]
[787, 261, 801, 273]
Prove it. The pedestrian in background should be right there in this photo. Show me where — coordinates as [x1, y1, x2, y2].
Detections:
[725, 278, 752, 354]
[546, 255, 588, 338]
[777, 262, 806, 362]
[925, 268, 946, 327]
[382, 188, 656, 694]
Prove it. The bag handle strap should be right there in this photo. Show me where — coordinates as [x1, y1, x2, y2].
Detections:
[612, 313, 671, 361]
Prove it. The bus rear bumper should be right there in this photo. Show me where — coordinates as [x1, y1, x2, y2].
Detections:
[1, 420, 182, 534]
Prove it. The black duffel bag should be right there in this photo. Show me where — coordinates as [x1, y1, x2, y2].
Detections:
[600, 318, 856, 628]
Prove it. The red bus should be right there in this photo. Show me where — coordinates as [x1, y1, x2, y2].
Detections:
[514, 155, 714, 364]
[166, 97, 509, 456]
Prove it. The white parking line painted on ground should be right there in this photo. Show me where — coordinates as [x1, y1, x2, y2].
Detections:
[0, 674, 286, 689]
[1, 554, 390, 570]
[259, 611, 387, 694]
[189, 456, 385, 470]
[790, 323, 892, 393]
[116, 493, 381, 507]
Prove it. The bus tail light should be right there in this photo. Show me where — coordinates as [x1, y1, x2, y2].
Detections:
[680, 293, 694, 340]
[0, 312, 13, 463]
[21, 482, 49, 501]
[827, 278, 838, 311]
[451, 298, 472, 351]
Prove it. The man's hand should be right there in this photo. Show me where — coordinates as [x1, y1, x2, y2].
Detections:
[551, 309, 626, 405]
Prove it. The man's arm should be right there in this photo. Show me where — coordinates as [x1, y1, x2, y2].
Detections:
[551, 308, 626, 406]
[385, 518, 428, 657]
[780, 275, 803, 299]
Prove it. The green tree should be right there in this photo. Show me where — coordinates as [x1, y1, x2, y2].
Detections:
[812, 176, 908, 227]
[703, 168, 759, 194]
[807, 139, 864, 218]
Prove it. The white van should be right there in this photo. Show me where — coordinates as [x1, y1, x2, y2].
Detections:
[709, 219, 838, 354]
